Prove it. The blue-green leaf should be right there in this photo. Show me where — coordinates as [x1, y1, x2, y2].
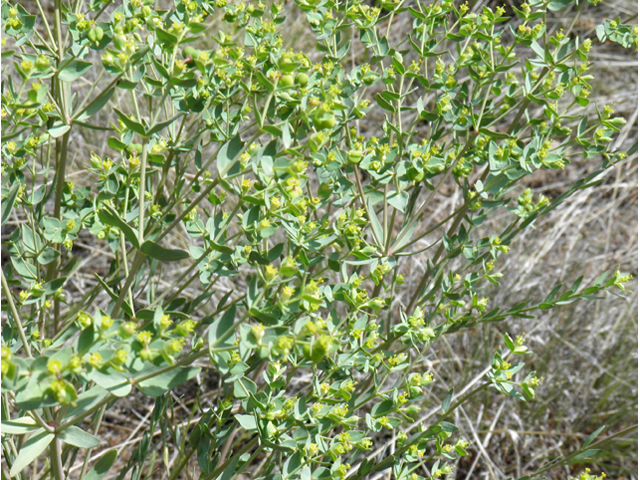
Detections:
[366, 200, 384, 248]
[113, 108, 146, 136]
[441, 388, 454, 414]
[59, 426, 101, 449]
[208, 303, 236, 350]
[235, 414, 257, 431]
[147, 114, 182, 136]
[9, 429, 54, 477]
[76, 86, 115, 122]
[582, 425, 606, 449]
[84, 450, 118, 480]
[137, 367, 200, 397]
[376, 93, 395, 113]
[48, 122, 70, 138]
[94, 274, 134, 317]
[88, 370, 131, 397]
[58, 60, 92, 82]
[2, 182, 20, 227]
[571, 448, 602, 460]
[216, 134, 244, 177]
[98, 205, 139, 248]
[141, 240, 189, 262]
[388, 190, 409, 213]
[1, 416, 39, 434]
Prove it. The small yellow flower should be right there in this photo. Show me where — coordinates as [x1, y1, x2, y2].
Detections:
[379, 416, 392, 429]
[159, 314, 172, 332]
[259, 219, 271, 230]
[47, 359, 62, 375]
[137, 331, 152, 346]
[281, 285, 294, 302]
[265, 264, 278, 281]
[101, 315, 114, 330]
[88, 352, 102, 367]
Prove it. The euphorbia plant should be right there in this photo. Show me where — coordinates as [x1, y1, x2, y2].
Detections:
[0, 0, 635, 478]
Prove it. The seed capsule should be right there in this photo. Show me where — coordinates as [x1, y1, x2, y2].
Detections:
[347, 149, 363, 165]
[313, 113, 336, 130]
[113, 34, 126, 50]
[279, 74, 294, 87]
[183, 46, 200, 60]
[295, 72, 309, 86]
[35, 55, 50, 71]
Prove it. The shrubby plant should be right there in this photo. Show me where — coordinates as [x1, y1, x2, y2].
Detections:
[0, 0, 636, 478]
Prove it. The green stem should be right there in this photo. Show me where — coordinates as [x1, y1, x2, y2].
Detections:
[201, 437, 259, 480]
[533, 424, 639, 476]
[1, 270, 32, 357]
[33, 0, 56, 49]
[77, 404, 107, 480]
[111, 251, 144, 318]
[120, 181, 134, 308]
[138, 141, 149, 242]
[50, 436, 65, 480]
[353, 165, 384, 248]
[167, 445, 196, 480]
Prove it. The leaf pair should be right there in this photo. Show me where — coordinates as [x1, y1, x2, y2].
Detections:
[98, 205, 189, 261]
[3, 418, 114, 478]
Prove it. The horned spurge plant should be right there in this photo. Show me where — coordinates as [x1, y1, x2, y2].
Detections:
[0, 0, 634, 477]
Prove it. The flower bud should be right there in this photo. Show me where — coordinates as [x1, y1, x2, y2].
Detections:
[175, 320, 197, 336]
[77, 311, 92, 329]
[50, 378, 76, 404]
[119, 321, 137, 338]
[47, 359, 62, 375]
[404, 405, 421, 417]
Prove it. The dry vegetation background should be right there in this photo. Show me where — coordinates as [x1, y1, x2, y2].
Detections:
[3, 0, 638, 477]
